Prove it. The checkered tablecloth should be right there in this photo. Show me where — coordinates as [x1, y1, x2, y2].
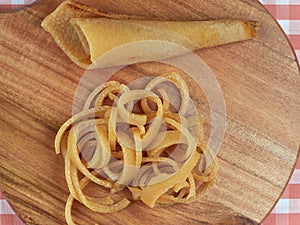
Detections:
[0, 0, 300, 224]
[259, 1, 300, 225]
[0, 0, 36, 11]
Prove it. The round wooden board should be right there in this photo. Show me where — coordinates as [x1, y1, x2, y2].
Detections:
[0, 0, 300, 224]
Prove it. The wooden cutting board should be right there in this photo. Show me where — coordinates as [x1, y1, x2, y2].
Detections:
[0, 0, 300, 224]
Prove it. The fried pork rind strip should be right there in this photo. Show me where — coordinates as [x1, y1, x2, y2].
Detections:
[55, 72, 218, 224]
[41, 0, 144, 67]
[42, 1, 258, 69]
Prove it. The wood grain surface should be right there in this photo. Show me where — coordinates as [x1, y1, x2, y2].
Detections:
[0, 0, 300, 224]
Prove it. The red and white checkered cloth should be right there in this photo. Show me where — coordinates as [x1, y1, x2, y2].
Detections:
[259, 1, 300, 225]
[0, 0, 300, 224]
[0, 0, 37, 11]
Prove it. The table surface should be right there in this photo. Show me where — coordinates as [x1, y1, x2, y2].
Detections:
[0, 0, 299, 225]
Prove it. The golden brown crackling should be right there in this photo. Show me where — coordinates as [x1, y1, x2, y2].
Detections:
[42, 1, 259, 68]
